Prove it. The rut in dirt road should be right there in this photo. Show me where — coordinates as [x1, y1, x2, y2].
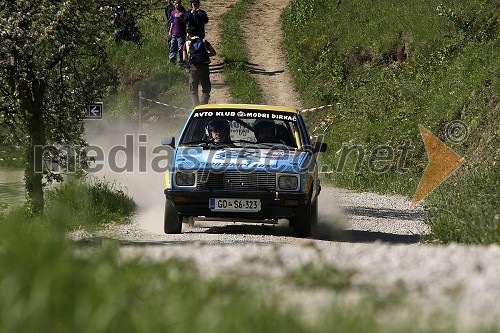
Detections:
[203, 0, 301, 107]
[202, 0, 237, 104]
[241, 0, 302, 107]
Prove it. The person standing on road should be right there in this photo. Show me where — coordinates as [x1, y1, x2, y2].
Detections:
[183, 25, 216, 106]
[169, 0, 187, 65]
[185, 0, 209, 39]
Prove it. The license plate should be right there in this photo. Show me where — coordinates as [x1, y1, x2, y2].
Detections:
[209, 198, 261, 212]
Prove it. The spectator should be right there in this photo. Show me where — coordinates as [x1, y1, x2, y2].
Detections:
[164, 0, 175, 36]
[112, 6, 142, 46]
[185, 0, 209, 38]
[169, 0, 187, 65]
[183, 25, 216, 106]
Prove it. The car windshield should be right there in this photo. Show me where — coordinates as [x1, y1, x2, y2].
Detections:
[179, 109, 303, 149]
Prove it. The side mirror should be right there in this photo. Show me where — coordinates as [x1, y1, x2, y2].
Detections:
[161, 136, 176, 148]
[313, 141, 327, 153]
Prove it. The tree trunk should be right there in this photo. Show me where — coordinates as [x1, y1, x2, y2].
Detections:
[21, 74, 46, 216]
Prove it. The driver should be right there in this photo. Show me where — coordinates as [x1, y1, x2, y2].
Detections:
[206, 118, 232, 144]
[253, 119, 277, 143]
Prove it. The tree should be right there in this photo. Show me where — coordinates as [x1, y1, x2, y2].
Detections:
[0, 0, 152, 215]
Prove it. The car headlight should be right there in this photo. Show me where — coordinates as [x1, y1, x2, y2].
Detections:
[175, 172, 196, 186]
[278, 175, 299, 190]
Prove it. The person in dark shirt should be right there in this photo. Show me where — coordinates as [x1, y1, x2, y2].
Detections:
[185, 0, 209, 38]
[164, 0, 175, 37]
[169, 0, 187, 65]
[112, 6, 142, 46]
[183, 25, 216, 105]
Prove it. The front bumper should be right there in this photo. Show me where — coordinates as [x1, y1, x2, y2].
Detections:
[165, 189, 309, 219]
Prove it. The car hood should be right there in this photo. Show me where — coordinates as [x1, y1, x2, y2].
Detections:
[173, 147, 310, 173]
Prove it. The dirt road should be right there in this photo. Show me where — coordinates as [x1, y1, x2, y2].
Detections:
[80, 0, 500, 330]
[200, 0, 234, 104]
[203, 0, 301, 107]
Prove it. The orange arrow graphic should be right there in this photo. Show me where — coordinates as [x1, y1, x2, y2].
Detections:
[410, 126, 464, 208]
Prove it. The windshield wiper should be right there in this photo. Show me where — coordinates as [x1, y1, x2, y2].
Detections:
[231, 140, 296, 150]
[181, 140, 235, 150]
[232, 139, 258, 146]
[181, 140, 209, 146]
[256, 142, 296, 150]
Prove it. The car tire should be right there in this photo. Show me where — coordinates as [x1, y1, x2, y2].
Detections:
[164, 198, 183, 234]
[291, 199, 312, 237]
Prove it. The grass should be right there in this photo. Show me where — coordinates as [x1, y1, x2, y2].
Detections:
[425, 164, 500, 244]
[220, 0, 262, 104]
[104, 10, 191, 121]
[0, 216, 303, 332]
[282, 0, 499, 244]
[2, 202, 490, 332]
[285, 262, 356, 290]
[43, 175, 136, 231]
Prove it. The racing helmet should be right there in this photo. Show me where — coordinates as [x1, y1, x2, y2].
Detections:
[253, 119, 276, 141]
[206, 118, 230, 142]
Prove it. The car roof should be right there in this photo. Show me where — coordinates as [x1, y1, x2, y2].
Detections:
[193, 104, 299, 114]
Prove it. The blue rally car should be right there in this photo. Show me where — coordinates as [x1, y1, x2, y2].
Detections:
[161, 104, 327, 237]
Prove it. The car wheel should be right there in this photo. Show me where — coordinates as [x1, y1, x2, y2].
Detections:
[291, 199, 312, 237]
[164, 198, 183, 234]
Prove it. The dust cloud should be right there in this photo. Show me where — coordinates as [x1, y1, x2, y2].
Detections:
[311, 186, 349, 241]
[84, 119, 179, 234]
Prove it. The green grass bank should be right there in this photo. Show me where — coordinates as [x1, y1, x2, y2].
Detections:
[282, 0, 499, 244]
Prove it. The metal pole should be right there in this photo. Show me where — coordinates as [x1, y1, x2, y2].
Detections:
[138, 90, 143, 131]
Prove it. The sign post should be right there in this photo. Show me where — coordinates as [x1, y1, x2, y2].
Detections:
[139, 91, 143, 130]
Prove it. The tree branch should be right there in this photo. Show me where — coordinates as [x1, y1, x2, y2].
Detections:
[0, 83, 13, 97]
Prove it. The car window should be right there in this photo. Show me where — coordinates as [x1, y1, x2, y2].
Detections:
[179, 109, 301, 149]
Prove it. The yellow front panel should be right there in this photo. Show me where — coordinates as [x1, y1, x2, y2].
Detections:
[165, 171, 171, 189]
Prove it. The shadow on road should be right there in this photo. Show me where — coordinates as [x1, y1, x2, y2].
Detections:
[72, 223, 422, 247]
[195, 221, 423, 244]
[208, 61, 285, 76]
[311, 225, 422, 244]
[343, 206, 428, 221]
